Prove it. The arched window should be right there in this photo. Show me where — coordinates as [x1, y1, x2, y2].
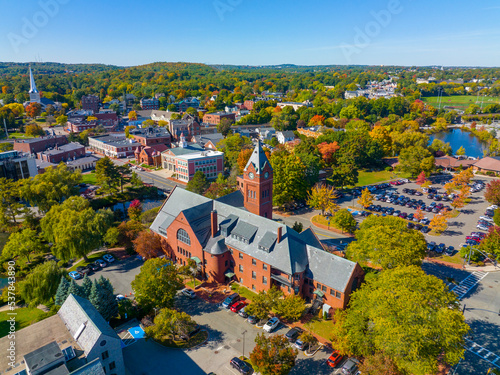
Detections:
[177, 229, 191, 246]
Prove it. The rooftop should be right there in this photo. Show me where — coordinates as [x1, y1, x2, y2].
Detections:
[89, 134, 141, 147]
[177, 150, 224, 161]
[24, 341, 66, 374]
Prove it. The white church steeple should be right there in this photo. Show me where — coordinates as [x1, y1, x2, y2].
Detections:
[28, 65, 40, 104]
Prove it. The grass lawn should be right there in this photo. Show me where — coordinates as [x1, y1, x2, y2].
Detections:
[0, 307, 55, 338]
[434, 253, 464, 265]
[230, 283, 258, 302]
[67, 251, 109, 271]
[4, 132, 31, 139]
[304, 317, 334, 341]
[422, 95, 500, 110]
[81, 171, 97, 185]
[355, 170, 412, 187]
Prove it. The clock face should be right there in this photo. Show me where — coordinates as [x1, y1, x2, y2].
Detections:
[264, 172, 269, 179]
[249, 172, 255, 179]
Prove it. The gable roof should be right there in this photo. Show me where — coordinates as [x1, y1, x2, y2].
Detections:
[58, 294, 120, 356]
[473, 156, 500, 172]
[150, 187, 358, 289]
[244, 141, 270, 174]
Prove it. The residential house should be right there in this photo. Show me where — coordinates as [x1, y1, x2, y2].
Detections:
[256, 127, 275, 141]
[276, 130, 296, 144]
[150, 110, 180, 123]
[135, 144, 169, 167]
[191, 133, 224, 150]
[203, 112, 236, 125]
[169, 114, 201, 140]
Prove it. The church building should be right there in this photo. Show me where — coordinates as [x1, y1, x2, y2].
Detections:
[150, 141, 363, 311]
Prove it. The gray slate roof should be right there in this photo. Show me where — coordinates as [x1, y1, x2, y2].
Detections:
[150, 187, 357, 291]
[69, 358, 105, 375]
[244, 140, 270, 173]
[58, 294, 120, 356]
[24, 341, 66, 374]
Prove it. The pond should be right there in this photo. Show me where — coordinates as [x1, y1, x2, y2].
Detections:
[429, 128, 487, 158]
[0, 278, 7, 291]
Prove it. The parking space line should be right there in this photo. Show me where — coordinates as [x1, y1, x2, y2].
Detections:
[463, 337, 500, 368]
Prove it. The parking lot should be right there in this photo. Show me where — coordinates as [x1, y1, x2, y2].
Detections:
[342, 175, 494, 258]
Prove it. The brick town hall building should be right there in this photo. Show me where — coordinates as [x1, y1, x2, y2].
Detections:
[151, 142, 363, 311]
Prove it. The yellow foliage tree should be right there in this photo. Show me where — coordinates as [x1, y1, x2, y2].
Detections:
[357, 188, 374, 209]
[307, 184, 339, 216]
[429, 215, 447, 234]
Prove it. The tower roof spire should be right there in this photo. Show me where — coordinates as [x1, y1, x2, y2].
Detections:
[244, 140, 270, 174]
[29, 65, 38, 94]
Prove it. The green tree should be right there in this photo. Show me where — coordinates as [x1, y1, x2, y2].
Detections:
[55, 276, 70, 306]
[89, 279, 107, 317]
[275, 295, 305, 321]
[298, 331, 318, 353]
[21, 164, 82, 212]
[19, 261, 64, 307]
[480, 227, 500, 258]
[67, 279, 86, 299]
[456, 145, 466, 156]
[104, 226, 120, 247]
[56, 115, 68, 125]
[494, 209, 500, 227]
[271, 152, 308, 207]
[2, 228, 44, 263]
[307, 184, 339, 216]
[131, 258, 183, 313]
[0, 143, 13, 152]
[94, 276, 118, 321]
[129, 171, 143, 188]
[145, 307, 197, 341]
[397, 146, 434, 178]
[330, 266, 469, 375]
[250, 333, 298, 375]
[332, 208, 356, 233]
[292, 221, 303, 233]
[217, 117, 233, 137]
[81, 275, 92, 297]
[245, 291, 272, 321]
[186, 171, 207, 195]
[216, 133, 253, 169]
[347, 215, 427, 269]
[41, 196, 113, 261]
[328, 163, 359, 188]
[95, 157, 120, 194]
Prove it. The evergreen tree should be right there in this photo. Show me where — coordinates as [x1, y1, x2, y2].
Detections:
[81, 275, 93, 298]
[89, 279, 106, 317]
[55, 276, 70, 306]
[68, 279, 86, 299]
[97, 276, 118, 321]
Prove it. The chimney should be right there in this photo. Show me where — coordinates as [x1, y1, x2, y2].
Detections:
[277, 226, 282, 243]
[211, 210, 218, 237]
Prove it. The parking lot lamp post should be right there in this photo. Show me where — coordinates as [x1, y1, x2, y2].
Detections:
[242, 330, 247, 358]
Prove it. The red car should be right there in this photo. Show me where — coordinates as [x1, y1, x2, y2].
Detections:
[230, 301, 247, 313]
[326, 350, 344, 368]
[466, 236, 482, 242]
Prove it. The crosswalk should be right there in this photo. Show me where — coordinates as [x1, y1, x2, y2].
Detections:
[463, 337, 500, 368]
[450, 271, 488, 300]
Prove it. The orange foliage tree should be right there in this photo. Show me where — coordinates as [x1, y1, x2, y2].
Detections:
[133, 230, 165, 260]
[25, 102, 42, 118]
[317, 141, 340, 165]
[237, 148, 253, 172]
[309, 115, 325, 126]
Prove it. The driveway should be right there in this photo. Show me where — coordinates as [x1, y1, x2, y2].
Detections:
[76, 255, 143, 295]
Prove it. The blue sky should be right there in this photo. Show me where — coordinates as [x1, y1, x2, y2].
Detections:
[0, 0, 499, 67]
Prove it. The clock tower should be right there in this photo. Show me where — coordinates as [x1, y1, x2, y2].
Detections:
[241, 141, 273, 219]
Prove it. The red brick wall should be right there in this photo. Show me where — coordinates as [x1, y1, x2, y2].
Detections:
[230, 247, 272, 294]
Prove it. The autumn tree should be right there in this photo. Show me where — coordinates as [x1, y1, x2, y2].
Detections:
[480, 226, 500, 258]
[415, 171, 427, 185]
[21, 164, 82, 213]
[309, 114, 325, 126]
[237, 148, 253, 172]
[306, 184, 339, 216]
[274, 295, 305, 321]
[330, 266, 469, 375]
[25, 102, 42, 118]
[359, 353, 406, 375]
[298, 331, 318, 354]
[2, 228, 44, 263]
[485, 179, 500, 205]
[217, 117, 233, 137]
[131, 258, 183, 313]
[25, 123, 45, 137]
[117, 220, 144, 248]
[451, 195, 466, 210]
[250, 333, 298, 375]
[357, 188, 374, 209]
[429, 214, 448, 234]
[133, 230, 164, 259]
[452, 167, 474, 186]
[414, 206, 424, 222]
[317, 141, 340, 165]
[347, 215, 427, 269]
[124, 125, 136, 138]
[128, 199, 142, 221]
[56, 115, 68, 125]
[128, 110, 137, 121]
[456, 146, 466, 156]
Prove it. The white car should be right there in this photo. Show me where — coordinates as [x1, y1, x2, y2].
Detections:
[263, 317, 280, 332]
[181, 288, 196, 299]
[103, 254, 115, 263]
[479, 216, 494, 223]
[487, 205, 498, 211]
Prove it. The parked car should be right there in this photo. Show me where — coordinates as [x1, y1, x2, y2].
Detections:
[326, 350, 344, 368]
[342, 358, 359, 374]
[76, 266, 90, 275]
[230, 357, 251, 375]
[95, 259, 107, 268]
[466, 239, 480, 246]
[479, 216, 494, 223]
[230, 301, 247, 313]
[445, 246, 455, 256]
[285, 327, 303, 342]
[294, 339, 308, 351]
[421, 226, 430, 233]
[238, 307, 248, 318]
[68, 271, 82, 280]
[466, 236, 482, 243]
[420, 218, 430, 225]
[407, 222, 415, 229]
[247, 315, 257, 324]
[263, 317, 280, 332]
[181, 288, 196, 299]
[88, 263, 100, 272]
[103, 254, 115, 263]
[477, 224, 490, 231]
[471, 232, 487, 239]
[222, 293, 240, 309]
[437, 243, 446, 253]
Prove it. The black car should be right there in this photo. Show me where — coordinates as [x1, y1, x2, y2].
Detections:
[230, 357, 251, 374]
[76, 266, 91, 275]
[428, 193, 434, 199]
[285, 327, 303, 342]
[421, 226, 430, 233]
[414, 223, 423, 231]
[88, 263, 100, 272]
[407, 222, 415, 229]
